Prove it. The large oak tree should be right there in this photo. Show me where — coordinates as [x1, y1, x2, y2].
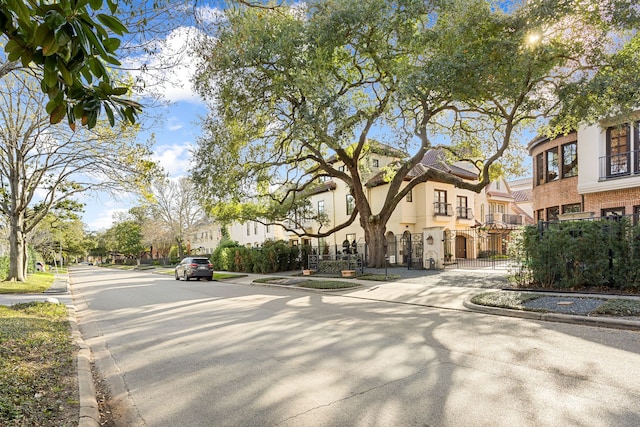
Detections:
[191, 0, 639, 267]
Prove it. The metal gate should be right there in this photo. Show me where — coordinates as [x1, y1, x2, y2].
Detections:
[444, 227, 517, 270]
[400, 233, 424, 269]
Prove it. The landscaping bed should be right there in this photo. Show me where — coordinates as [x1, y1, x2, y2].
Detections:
[472, 291, 640, 318]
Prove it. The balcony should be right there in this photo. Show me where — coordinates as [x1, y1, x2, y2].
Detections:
[599, 150, 640, 180]
[284, 219, 314, 231]
[486, 213, 523, 227]
[456, 207, 473, 219]
[433, 202, 454, 216]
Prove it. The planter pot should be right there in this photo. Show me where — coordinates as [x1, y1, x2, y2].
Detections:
[302, 269, 315, 276]
[341, 270, 356, 278]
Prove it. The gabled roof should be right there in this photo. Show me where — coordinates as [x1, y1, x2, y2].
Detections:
[366, 148, 477, 187]
[414, 149, 478, 180]
[326, 139, 409, 164]
[486, 189, 514, 200]
[305, 180, 337, 196]
[512, 189, 532, 203]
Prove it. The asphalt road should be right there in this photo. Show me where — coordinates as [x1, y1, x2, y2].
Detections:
[70, 266, 640, 427]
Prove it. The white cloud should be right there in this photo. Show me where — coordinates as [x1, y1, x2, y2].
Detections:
[126, 26, 205, 104]
[153, 143, 192, 177]
[167, 116, 184, 131]
[86, 208, 129, 231]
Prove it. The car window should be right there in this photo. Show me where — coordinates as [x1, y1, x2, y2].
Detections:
[192, 258, 210, 264]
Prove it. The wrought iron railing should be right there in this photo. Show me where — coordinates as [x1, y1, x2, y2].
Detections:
[599, 150, 640, 179]
[433, 202, 454, 216]
[456, 207, 473, 219]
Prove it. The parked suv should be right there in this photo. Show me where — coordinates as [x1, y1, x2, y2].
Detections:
[175, 257, 214, 281]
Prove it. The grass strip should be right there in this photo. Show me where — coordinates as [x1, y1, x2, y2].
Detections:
[296, 280, 359, 289]
[0, 302, 78, 426]
[0, 273, 55, 294]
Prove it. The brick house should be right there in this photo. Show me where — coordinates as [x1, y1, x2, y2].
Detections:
[529, 116, 640, 220]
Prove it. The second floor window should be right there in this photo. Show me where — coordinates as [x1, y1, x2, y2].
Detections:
[606, 124, 630, 176]
[372, 159, 379, 167]
[546, 148, 559, 181]
[246, 223, 250, 236]
[346, 194, 355, 215]
[562, 142, 578, 178]
[254, 222, 258, 234]
[434, 190, 447, 214]
[535, 153, 544, 186]
[406, 189, 412, 202]
[546, 206, 559, 221]
[318, 200, 325, 214]
[456, 196, 468, 218]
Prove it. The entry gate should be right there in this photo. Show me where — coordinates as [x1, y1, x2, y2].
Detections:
[400, 233, 424, 269]
[444, 228, 517, 270]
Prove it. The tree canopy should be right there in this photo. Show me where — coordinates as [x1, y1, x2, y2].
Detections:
[192, 0, 639, 266]
[0, 0, 145, 128]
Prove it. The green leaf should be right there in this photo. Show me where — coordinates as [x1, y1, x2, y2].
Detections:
[106, 0, 117, 14]
[104, 54, 121, 66]
[71, 20, 91, 54]
[41, 32, 58, 56]
[103, 37, 121, 51]
[80, 21, 108, 58]
[45, 99, 58, 115]
[104, 102, 115, 126]
[96, 14, 128, 37]
[89, 0, 103, 9]
[57, 59, 73, 85]
[44, 10, 66, 30]
[34, 24, 50, 46]
[5, 0, 30, 23]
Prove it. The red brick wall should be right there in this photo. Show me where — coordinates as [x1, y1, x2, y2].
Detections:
[584, 188, 640, 215]
[530, 132, 581, 220]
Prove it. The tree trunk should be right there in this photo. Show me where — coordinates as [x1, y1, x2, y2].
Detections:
[362, 221, 388, 268]
[7, 212, 26, 281]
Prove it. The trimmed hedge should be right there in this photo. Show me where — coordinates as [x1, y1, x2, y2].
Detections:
[518, 218, 640, 291]
[212, 239, 301, 274]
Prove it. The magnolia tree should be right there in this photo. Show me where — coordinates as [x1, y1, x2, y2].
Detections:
[190, 0, 640, 267]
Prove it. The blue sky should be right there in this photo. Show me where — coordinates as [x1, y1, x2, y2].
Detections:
[82, 23, 209, 231]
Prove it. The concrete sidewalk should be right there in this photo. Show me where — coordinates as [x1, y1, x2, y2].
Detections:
[226, 268, 640, 331]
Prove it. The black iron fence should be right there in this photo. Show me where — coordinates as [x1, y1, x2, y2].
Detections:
[525, 214, 640, 290]
[443, 227, 518, 270]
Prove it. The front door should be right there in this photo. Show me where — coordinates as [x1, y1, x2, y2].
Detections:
[455, 235, 467, 258]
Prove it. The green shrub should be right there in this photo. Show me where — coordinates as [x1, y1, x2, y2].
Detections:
[518, 217, 640, 290]
[212, 239, 301, 273]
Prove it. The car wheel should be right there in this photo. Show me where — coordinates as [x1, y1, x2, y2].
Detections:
[184, 272, 190, 281]
[175, 271, 180, 281]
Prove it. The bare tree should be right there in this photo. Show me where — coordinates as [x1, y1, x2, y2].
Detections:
[0, 72, 157, 281]
[147, 177, 204, 259]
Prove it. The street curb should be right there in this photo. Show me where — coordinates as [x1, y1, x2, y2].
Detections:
[68, 307, 100, 427]
[463, 297, 640, 331]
